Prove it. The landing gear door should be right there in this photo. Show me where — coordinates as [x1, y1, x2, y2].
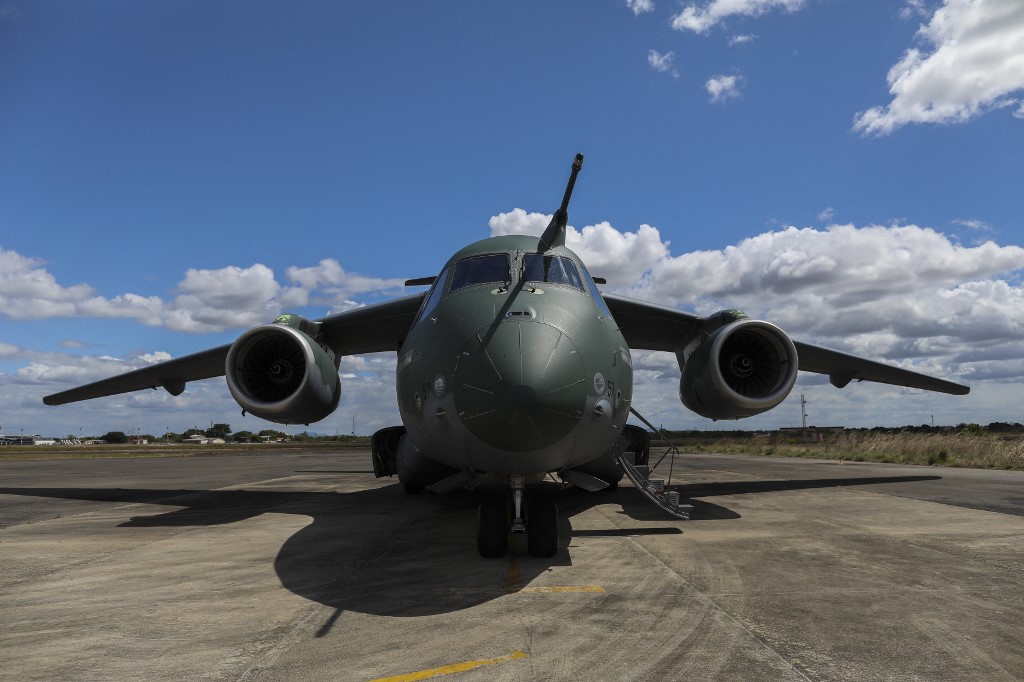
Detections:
[370, 426, 406, 478]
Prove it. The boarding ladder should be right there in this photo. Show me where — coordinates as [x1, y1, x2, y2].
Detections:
[613, 408, 693, 520]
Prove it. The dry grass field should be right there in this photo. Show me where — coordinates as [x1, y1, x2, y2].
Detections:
[676, 430, 1024, 470]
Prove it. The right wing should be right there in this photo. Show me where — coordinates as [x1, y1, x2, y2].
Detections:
[43, 293, 425, 406]
[43, 345, 231, 406]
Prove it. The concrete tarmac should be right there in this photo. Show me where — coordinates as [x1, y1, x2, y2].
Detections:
[2, 450, 1023, 681]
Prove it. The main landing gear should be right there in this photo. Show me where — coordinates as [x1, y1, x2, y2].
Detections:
[476, 475, 559, 559]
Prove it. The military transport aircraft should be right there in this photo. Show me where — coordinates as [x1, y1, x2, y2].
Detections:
[45, 153, 969, 558]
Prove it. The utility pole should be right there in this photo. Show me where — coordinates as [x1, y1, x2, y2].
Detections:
[800, 394, 808, 440]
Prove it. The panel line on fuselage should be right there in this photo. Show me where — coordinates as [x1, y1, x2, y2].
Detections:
[537, 333, 562, 382]
[477, 334, 504, 382]
[462, 405, 497, 417]
[542, 406, 583, 420]
[460, 383, 495, 395]
[547, 378, 585, 395]
[526, 413, 543, 444]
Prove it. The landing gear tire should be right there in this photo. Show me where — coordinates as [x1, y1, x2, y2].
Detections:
[477, 496, 509, 558]
[527, 497, 559, 558]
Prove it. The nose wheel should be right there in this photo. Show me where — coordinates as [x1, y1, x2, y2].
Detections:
[526, 497, 559, 558]
[476, 483, 560, 559]
[476, 496, 509, 558]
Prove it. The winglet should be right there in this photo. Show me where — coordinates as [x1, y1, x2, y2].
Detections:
[539, 153, 583, 251]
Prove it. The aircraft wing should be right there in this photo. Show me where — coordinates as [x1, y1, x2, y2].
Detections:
[600, 293, 702, 352]
[318, 293, 424, 355]
[43, 293, 425, 406]
[43, 345, 232, 406]
[790, 341, 969, 395]
[601, 293, 969, 396]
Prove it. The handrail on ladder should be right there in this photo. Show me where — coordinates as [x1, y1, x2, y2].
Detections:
[628, 407, 680, 488]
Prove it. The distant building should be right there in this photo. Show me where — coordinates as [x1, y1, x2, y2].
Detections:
[183, 435, 225, 445]
[0, 434, 38, 446]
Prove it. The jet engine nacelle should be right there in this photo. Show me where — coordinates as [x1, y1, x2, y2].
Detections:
[225, 318, 341, 425]
[679, 317, 798, 420]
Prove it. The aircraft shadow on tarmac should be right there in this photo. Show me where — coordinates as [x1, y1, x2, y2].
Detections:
[0, 473, 940, 624]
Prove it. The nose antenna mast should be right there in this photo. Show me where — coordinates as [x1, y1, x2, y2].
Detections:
[539, 152, 584, 251]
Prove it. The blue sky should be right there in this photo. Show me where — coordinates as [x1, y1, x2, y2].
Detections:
[2, 0, 1023, 437]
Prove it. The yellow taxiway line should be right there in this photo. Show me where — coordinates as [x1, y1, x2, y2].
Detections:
[368, 651, 528, 682]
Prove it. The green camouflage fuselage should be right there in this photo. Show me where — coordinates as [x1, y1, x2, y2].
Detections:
[397, 235, 632, 475]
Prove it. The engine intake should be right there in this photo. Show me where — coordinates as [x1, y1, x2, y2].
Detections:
[225, 321, 341, 425]
[679, 318, 798, 420]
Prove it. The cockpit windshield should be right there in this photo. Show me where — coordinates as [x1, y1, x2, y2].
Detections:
[449, 253, 511, 292]
[523, 254, 583, 290]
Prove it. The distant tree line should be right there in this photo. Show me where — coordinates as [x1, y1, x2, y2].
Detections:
[87, 422, 1024, 446]
[90, 424, 369, 444]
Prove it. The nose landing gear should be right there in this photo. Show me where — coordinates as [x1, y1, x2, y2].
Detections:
[476, 476, 559, 559]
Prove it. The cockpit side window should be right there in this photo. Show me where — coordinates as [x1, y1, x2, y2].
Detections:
[449, 254, 511, 292]
[578, 262, 613, 317]
[523, 254, 583, 290]
[416, 267, 450, 322]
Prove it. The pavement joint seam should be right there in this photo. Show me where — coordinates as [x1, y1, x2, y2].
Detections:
[594, 503, 814, 682]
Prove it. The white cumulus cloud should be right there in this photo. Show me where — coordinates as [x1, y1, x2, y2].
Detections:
[854, 0, 1024, 135]
[286, 258, 405, 302]
[706, 74, 742, 102]
[648, 49, 679, 77]
[627, 0, 655, 15]
[671, 0, 806, 34]
[489, 209, 669, 285]
[0, 246, 407, 334]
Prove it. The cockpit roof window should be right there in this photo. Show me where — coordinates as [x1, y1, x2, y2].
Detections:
[449, 253, 511, 292]
[523, 254, 583, 290]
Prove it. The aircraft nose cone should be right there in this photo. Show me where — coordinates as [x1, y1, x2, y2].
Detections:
[509, 384, 537, 406]
[454, 321, 586, 452]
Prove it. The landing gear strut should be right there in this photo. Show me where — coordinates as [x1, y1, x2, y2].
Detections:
[475, 476, 560, 559]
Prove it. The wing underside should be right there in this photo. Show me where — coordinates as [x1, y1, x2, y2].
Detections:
[602, 293, 969, 396]
[43, 293, 425, 406]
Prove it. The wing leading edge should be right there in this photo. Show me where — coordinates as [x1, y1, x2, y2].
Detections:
[601, 293, 969, 396]
[43, 293, 426, 406]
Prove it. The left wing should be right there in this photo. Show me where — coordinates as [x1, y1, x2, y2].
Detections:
[43, 293, 425, 406]
[791, 340, 969, 395]
[602, 293, 969, 396]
